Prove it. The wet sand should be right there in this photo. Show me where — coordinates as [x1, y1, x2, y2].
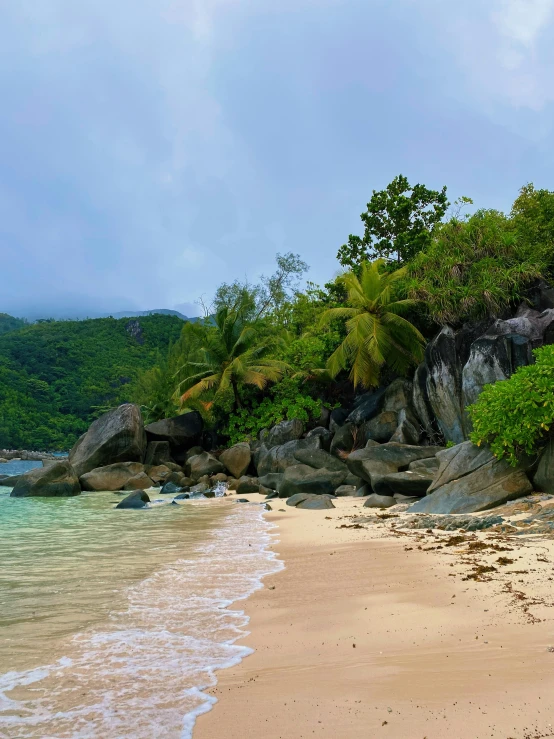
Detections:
[196, 495, 554, 739]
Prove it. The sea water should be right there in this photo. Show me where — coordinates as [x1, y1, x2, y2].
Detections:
[0, 470, 282, 738]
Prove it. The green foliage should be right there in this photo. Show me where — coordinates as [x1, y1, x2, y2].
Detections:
[223, 377, 323, 444]
[0, 315, 184, 449]
[469, 345, 554, 466]
[0, 313, 27, 337]
[320, 260, 425, 389]
[337, 175, 449, 267]
[406, 209, 547, 325]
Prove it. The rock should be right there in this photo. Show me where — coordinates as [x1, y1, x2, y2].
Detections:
[0, 458, 7, 463]
[69, 404, 147, 478]
[363, 494, 396, 508]
[234, 498, 250, 503]
[115, 490, 150, 509]
[344, 472, 362, 486]
[266, 419, 304, 448]
[306, 427, 333, 451]
[256, 436, 322, 477]
[412, 363, 436, 439]
[190, 482, 209, 493]
[334, 485, 357, 497]
[393, 494, 420, 503]
[297, 496, 336, 510]
[220, 443, 251, 478]
[363, 412, 398, 443]
[122, 472, 153, 490]
[346, 388, 386, 425]
[329, 407, 349, 433]
[174, 492, 190, 499]
[188, 452, 225, 480]
[381, 470, 433, 496]
[402, 513, 504, 531]
[383, 379, 413, 413]
[317, 406, 331, 428]
[534, 439, 554, 494]
[146, 464, 172, 484]
[330, 423, 356, 457]
[258, 473, 284, 491]
[390, 409, 421, 445]
[265, 490, 279, 500]
[144, 411, 203, 462]
[278, 464, 347, 498]
[80, 461, 145, 492]
[0, 474, 12, 485]
[355, 484, 372, 497]
[237, 477, 260, 494]
[185, 446, 204, 461]
[425, 326, 465, 444]
[160, 481, 184, 495]
[293, 447, 348, 473]
[11, 461, 81, 498]
[409, 457, 440, 474]
[203, 490, 216, 499]
[410, 445, 533, 514]
[211, 472, 228, 483]
[144, 441, 172, 467]
[286, 493, 311, 506]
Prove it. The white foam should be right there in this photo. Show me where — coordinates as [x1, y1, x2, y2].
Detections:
[0, 504, 283, 738]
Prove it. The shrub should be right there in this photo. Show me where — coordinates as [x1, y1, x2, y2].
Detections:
[468, 344, 554, 465]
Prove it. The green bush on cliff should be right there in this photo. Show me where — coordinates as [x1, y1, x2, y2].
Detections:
[468, 344, 554, 466]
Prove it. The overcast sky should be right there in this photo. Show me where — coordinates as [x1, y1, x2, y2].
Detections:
[1, 0, 554, 319]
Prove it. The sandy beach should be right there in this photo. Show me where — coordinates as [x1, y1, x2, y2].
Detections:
[196, 495, 554, 739]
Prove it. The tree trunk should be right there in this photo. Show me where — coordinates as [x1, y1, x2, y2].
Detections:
[231, 378, 243, 411]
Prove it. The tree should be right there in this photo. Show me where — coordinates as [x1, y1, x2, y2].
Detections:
[178, 307, 288, 411]
[319, 260, 425, 389]
[337, 175, 449, 267]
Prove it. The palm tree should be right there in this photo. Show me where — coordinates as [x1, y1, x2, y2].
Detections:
[319, 260, 425, 389]
[178, 307, 288, 411]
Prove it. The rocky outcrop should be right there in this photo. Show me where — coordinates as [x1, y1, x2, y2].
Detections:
[278, 464, 347, 498]
[258, 472, 283, 491]
[145, 411, 203, 462]
[346, 388, 386, 425]
[329, 423, 356, 456]
[257, 436, 321, 477]
[410, 441, 532, 514]
[363, 412, 398, 443]
[79, 461, 146, 491]
[69, 404, 147, 478]
[293, 447, 348, 473]
[389, 409, 421, 445]
[220, 443, 251, 479]
[122, 472, 153, 490]
[145, 464, 172, 484]
[533, 439, 554, 494]
[188, 451, 225, 479]
[424, 327, 465, 444]
[305, 427, 333, 450]
[381, 470, 434, 496]
[115, 490, 150, 509]
[144, 441, 172, 467]
[11, 461, 81, 497]
[264, 419, 304, 448]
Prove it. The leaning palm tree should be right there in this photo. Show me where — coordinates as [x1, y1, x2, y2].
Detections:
[319, 260, 425, 389]
[178, 307, 288, 411]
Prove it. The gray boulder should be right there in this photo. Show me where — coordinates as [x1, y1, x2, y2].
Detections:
[293, 447, 348, 473]
[383, 379, 413, 413]
[329, 407, 349, 433]
[409, 457, 440, 474]
[219, 443, 251, 479]
[122, 472, 154, 490]
[188, 451, 225, 480]
[412, 363, 436, 439]
[258, 473, 283, 491]
[425, 326, 465, 444]
[11, 461, 81, 498]
[306, 426, 333, 451]
[145, 464, 172, 484]
[115, 490, 150, 509]
[534, 439, 554, 494]
[266, 419, 304, 448]
[160, 481, 184, 495]
[330, 423, 356, 457]
[145, 411, 203, 462]
[0, 474, 19, 487]
[279, 464, 347, 498]
[363, 411, 398, 443]
[297, 496, 336, 510]
[286, 492, 311, 507]
[363, 494, 396, 508]
[381, 470, 433, 496]
[346, 388, 386, 425]
[80, 461, 146, 491]
[256, 436, 321, 477]
[237, 476, 260, 494]
[334, 485, 358, 497]
[428, 441, 498, 493]
[144, 440, 172, 467]
[390, 409, 421, 445]
[69, 404, 147, 478]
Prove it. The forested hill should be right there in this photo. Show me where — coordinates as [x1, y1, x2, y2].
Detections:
[0, 313, 27, 337]
[0, 314, 185, 450]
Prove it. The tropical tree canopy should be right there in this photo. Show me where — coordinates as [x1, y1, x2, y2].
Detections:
[178, 307, 288, 411]
[319, 260, 425, 389]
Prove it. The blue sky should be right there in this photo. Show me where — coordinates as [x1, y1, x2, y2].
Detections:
[1, 0, 554, 319]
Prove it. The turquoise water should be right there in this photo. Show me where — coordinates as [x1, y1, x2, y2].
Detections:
[0, 483, 281, 737]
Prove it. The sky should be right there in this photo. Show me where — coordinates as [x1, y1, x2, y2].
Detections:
[1, 0, 554, 320]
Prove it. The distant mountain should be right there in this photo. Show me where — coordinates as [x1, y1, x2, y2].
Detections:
[106, 308, 190, 320]
[0, 313, 27, 337]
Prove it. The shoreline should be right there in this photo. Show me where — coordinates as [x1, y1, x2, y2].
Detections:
[195, 495, 554, 739]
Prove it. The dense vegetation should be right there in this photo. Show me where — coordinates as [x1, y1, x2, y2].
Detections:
[2, 178, 554, 451]
[0, 315, 184, 449]
[469, 345, 554, 465]
[0, 313, 26, 337]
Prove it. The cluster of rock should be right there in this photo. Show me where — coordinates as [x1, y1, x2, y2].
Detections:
[0, 450, 64, 463]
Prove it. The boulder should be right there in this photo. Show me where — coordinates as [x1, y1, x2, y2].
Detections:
[266, 419, 304, 448]
[329, 407, 349, 433]
[258, 473, 284, 491]
[383, 379, 413, 413]
[363, 494, 396, 508]
[346, 388, 386, 425]
[146, 464, 172, 484]
[188, 452, 225, 480]
[412, 363, 436, 439]
[115, 490, 150, 509]
[265, 490, 279, 500]
[306, 427, 333, 451]
[0, 474, 12, 485]
[185, 446, 204, 461]
[390, 409, 421, 445]
[286, 493, 311, 506]
[409, 457, 440, 475]
[160, 481, 184, 495]
[534, 439, 554, 494]
[220, 443, 251, 479]
[69, 404, 147, 478]
[363, 412, 398, 443]
[297, 496, 336, 510]
[256, 436, 322, 477]
[190, 482, 209, 494]
[428, 441, 498, 493]
[211, 472, 228, 484]
[425, 327, 465, 444]
[330, 423, 356, 457]
[334, 485, 357, 497]
[279, 464, 347, 499]
[80, 461, 145, 492]
[144, 440, 172, 467]
[346, 443, 442, 495]
[293, 447, 348, 473]
[122, 472, 154, 490]
[144, 411, 203, 462]
[381, 470, 433, 496]
[11, 461, 81, 498]
[237, 477, 260, 494]
[317, 406, 331, 429]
